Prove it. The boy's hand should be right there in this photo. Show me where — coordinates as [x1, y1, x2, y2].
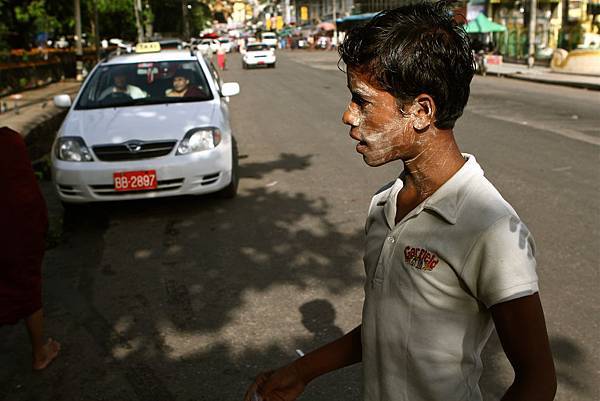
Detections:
[244, 363, 306, 401]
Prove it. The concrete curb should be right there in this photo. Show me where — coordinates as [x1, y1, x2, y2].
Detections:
[486, 70, 600, 91]
[505, 74, 600, 91]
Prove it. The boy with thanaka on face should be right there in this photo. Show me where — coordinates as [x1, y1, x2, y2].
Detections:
[244, 2, 556, 401]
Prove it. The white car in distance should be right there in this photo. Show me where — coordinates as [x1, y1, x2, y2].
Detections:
[242, 43, 276, 69]
[261, 32, 278, 48]
[197, 39, 220, 55]
[51, 42, 241, 206]
[218, 38, 233, 53]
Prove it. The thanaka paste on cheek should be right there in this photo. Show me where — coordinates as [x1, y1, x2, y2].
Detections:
[358, 95, 411, 166]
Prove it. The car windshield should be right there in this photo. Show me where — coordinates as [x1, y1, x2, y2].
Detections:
[248, 44, 270, 51]
[219, 39, 230, 43]
[75, 60, 213, 110]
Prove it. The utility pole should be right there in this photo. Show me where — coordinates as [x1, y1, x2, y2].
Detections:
[182, 0, 190, 40]
[94, 0, 100, 61]
[285, 0, 291, 24]
[527, 0, 537, 68]
[74, 0, 83, 80]
[561, 0, 569, 48]
[333, 0, 337, 48]
[134, 0, 144, 42]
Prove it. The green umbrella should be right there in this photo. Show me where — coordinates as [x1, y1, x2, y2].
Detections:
[465, 14, 507, 33]
[279, 27, 294, 36]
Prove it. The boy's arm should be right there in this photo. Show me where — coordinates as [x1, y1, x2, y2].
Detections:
[490, 293, 556, 401]
[244, 325, 362, 401]
[294, 324, 363, 384]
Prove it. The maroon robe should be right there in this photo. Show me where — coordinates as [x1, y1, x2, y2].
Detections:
[0, 127, 47, 325]
[184, 85, 206, 98]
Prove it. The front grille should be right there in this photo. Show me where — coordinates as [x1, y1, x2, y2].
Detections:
[93, 140, 177, 161]
[90, 178, 184, 196]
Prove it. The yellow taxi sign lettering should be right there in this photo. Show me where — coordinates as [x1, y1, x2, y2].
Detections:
[135, 42, 161, 53]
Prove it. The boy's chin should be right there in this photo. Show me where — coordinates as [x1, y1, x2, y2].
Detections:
[363, 156, 386, 167]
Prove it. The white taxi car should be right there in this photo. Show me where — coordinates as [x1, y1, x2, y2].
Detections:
[197, 39, 220, 56]
[242, 43, 276, 69]
[51, 42, 240, 205]
[260, 32, 278, 48]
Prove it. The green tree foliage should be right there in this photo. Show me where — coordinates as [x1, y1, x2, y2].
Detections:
[150, 0, 211, 38]
[190, 2, 212, 35]
[0, 0, 135, 50]
[1, 0, 72, 49]
[92, 0, 137, 41]
[0, 0, 216, 50]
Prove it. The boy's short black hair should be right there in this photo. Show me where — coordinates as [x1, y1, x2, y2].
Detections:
[339, 1, 475, 129]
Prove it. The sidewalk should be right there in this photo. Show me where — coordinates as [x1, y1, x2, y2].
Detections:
[0, 80, 81, 137]
[486, 62, 600, 90]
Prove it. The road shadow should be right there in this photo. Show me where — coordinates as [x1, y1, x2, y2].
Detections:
[299, 299, 345, 346]
[4, 149, 582, 401]
[240, 152, 313, 180]
[0, 152, 364, 400]
[479, 330, 593, 400]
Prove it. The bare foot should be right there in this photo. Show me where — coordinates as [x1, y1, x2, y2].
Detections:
[33, 338, 61, 370]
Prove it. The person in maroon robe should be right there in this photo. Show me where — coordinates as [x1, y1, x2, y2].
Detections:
[0, 126, 60, 370]
[165, 69, 207, 98]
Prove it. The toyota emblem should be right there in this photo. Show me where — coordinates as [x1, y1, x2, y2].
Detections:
[126, 142, 142, 152]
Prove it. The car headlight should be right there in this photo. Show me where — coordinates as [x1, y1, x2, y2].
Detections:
[176, 127, 222, 155]
[55, 136, 93, 162]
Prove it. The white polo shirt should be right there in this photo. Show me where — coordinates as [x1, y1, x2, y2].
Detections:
[99, 85, 147, 100]
[361, 154, 538, 401]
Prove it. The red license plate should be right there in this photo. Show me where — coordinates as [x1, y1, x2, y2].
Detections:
[258, 61, 265, 64]
[113, 170, 157, 192]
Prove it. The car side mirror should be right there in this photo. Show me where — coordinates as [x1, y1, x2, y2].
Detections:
[221, 82, 240, 97]
[53, 94, 72, 108]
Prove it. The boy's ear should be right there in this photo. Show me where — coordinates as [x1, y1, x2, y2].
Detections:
[412, 94, 435, 131]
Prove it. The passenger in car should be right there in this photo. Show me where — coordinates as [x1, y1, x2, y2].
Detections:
[165, 69, 205, 98]
[99, 67, 147, 100]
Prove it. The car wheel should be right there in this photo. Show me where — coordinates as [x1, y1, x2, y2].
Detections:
[242, 62, 247, 69]
[218, 137, 239, 199]
[270, 63, 276, 68]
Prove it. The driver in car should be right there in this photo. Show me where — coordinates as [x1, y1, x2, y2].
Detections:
[165, 69, 204, 98]
[99, 67, 147, 100]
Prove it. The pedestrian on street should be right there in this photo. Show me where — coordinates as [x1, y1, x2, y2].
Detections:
[217, 46, 227, 70]
[244, 3, 556, 401]
[0, 127, 60, 370]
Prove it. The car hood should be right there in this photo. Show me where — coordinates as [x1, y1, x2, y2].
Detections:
[61, 102, 217, 145]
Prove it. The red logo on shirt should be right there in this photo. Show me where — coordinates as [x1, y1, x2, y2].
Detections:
[404, 246, 440, 271]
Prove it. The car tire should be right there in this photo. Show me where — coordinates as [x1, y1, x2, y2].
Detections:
[270, 63, 276, 68]
[242, 62, 246, 69]
[218, 137, 239, 199]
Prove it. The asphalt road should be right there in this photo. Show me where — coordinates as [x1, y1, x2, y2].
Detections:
[1, 50, 598, 401]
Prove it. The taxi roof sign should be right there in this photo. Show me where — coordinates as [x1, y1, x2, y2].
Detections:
[135, 42, 161, 53]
